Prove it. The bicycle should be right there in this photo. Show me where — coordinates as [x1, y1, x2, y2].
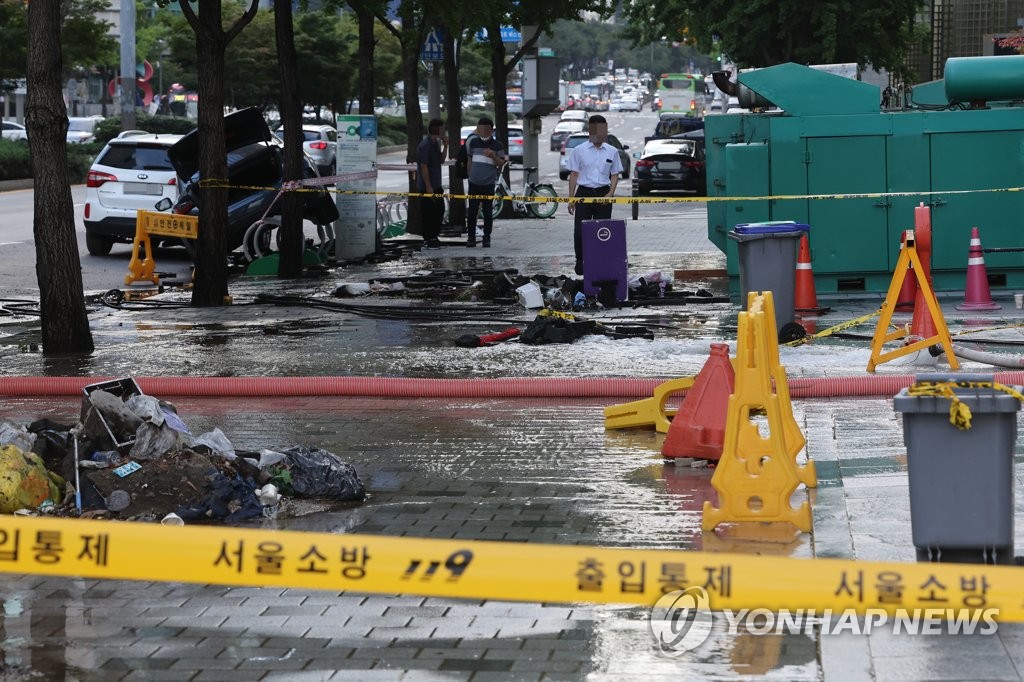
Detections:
[490, 162, 559, 220]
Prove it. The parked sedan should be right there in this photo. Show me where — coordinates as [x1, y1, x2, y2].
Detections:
[506, 126, 523, 164]
[67, 117, 100, 144]
[558, 132, 630, 181]
[1, 121, 27, 141]
[275, 124, 336, 176]
[633, 138, 706, 195]
[549, 120, 585, 151]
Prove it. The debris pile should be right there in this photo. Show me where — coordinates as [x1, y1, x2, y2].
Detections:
[1, 379, 366, 523]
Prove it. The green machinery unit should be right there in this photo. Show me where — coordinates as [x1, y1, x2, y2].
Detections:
[705, 57, 1024, 295]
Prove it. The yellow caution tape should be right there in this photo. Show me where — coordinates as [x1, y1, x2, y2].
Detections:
[906, 380, 1024, 431]
[0, 516, 1022, 620]
[196, 178, 1024, 206]
[783, 309, 882, 347]
[538, 308, 576, 321]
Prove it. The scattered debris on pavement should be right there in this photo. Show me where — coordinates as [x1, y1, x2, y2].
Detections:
[0, 378, 366, 523]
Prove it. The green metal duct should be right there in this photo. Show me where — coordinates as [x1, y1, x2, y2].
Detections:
[945, 55, 1024, 103]
[739, 63, 881, 116]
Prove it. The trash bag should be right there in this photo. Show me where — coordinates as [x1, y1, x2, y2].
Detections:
[86, 390, 143, 443]
[0, 444, 63, 513]
[129, 422, 182, 461]
[0, 420, 36, 453]
[281, 446, 365, 501]
[519, 315, 599, 345]
[192, 428, 236, 459]
[125, 395, 166, 426]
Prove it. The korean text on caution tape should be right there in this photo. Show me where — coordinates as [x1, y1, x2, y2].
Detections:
[0, 516, 1022, 620]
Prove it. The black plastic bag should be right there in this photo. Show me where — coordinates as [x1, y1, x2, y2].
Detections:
[284, 446, 366, 501]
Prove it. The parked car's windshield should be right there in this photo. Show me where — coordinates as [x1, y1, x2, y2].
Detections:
[68, 119, 96, 132]
[99, 144, 176, 171]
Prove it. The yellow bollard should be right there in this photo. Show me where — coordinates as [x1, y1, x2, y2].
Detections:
[702, 292, 812, 532]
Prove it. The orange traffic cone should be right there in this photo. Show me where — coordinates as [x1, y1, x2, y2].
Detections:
[794, 234, 830, 314]
[895, 231, 917, 311]
[661, 344, 735, 461]
[796, 315, 817, 336]
[956, 227, 1001, 311]
[910, 205, 937, 339]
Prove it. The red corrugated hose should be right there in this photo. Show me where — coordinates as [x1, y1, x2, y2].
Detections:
[5, 373, 1024, 399]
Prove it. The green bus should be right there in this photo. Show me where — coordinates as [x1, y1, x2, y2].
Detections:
[655, 73, 707, 116]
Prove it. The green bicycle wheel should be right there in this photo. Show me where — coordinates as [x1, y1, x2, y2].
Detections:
[527, 185, 558, 219]
[490, 188, 506, 220]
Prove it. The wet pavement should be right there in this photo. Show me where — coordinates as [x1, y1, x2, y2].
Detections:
[4, 207, 1024, 679]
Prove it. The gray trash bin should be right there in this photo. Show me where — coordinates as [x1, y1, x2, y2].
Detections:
[893, 373, 1022, 565]
[728, 222, 808, 336]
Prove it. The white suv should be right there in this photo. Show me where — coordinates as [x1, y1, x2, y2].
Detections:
[83, 133, 183, 256]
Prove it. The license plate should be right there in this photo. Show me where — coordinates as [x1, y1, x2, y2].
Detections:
[123, 182, 163, 195]
[657, 162, 681, 171]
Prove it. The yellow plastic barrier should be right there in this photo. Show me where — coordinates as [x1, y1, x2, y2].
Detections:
[703, 292, 812, 532]
[125, 210, 198, 286]
[1, 515, 1023, 620]
[603, 376, 693, 432]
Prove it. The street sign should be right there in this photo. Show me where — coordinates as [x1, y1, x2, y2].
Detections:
[476, 26, 522, 43]
[500, 26, 521, 42]
[538, 47, 555, 57]
[420, 28, 444, 62]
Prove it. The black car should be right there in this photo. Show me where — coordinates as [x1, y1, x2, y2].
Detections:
[634, 137, 706, 196]
[644, 112, 704, 143]
[168, 107, 338, 252]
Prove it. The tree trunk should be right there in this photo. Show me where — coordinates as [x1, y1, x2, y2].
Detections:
[399, 4, 424, 236]
[355, 5, 375, 116]
[180, 0, 258, 305]
[442, 26, 464, 232]
[488, 27, 510, 188]
[275, 0, 304, 278]
[190, 1, 230, 306]
[26, 0, 93, 355]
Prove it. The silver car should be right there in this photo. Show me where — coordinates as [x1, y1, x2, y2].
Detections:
[67, 117, 101, 144]
[506, 127, 523, 164]
[1, 121, 27, 141]
[276, 124, 337, 176]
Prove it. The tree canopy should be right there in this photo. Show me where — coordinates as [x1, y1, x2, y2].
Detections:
[0, 0, 116, 97]
[622, 0, 926, 77]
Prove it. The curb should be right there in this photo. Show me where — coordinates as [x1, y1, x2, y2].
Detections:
[0, 178, 34, 193]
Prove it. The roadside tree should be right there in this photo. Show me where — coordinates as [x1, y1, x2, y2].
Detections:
[621, 0, 925, 77]
[176, 0, 260, 307]
[25, 0, 94, 354]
